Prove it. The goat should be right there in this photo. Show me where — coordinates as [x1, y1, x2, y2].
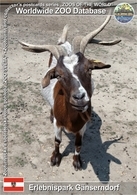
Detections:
[19, 11, 121, 171]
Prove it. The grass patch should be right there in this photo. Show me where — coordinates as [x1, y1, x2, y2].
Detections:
[106, 126, 116, 135]
[0, 125, 3, 129]
[8, 100, 27, 111]
[22, 131, 35, 144]
[11, 124, 20, 129]
[30, 105, 42, 112]
[8, 80, 26, 90]
[124, 121, 136, 127]
[109, 131, 116, 135]
[96, 83, 108, 90]
[134, 144, 137, 148]
[106, 126, 112, 130]
[0, 88, 4, 103]
[15, 156, 28, 167]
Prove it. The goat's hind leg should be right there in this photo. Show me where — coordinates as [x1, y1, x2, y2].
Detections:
[51, 118, 62, 167]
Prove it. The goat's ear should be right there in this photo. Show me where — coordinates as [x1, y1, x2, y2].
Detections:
[42, 68, 56, 88]
[89, 59, 111, 70]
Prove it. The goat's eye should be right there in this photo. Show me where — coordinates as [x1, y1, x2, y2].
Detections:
[88, 68, 92, 74]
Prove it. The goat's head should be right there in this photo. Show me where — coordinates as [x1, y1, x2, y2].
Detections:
[41, 52, 111, 112]
[19, 10, 121, 112]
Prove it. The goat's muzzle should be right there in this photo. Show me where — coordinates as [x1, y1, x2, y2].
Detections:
[70, 92, 89, 112]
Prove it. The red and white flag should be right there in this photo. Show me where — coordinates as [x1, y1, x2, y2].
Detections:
[3, 177, 24, 192]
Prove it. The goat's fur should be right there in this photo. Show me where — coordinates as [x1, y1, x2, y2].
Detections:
[19, 13, 121, 170]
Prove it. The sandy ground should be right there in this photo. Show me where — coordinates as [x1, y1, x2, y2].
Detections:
[0, 2, 137, 194]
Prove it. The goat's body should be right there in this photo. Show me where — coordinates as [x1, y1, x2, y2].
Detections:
[41, 43, 93, 170]
[20, 15, 120, 170]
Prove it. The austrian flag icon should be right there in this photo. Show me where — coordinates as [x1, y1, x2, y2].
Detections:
[3, 177, 24, 192]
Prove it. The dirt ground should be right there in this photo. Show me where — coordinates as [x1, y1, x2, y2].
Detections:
[0, 1, 137, 193]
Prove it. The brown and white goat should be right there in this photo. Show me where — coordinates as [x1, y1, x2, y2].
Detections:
[19, 11, 121, 170]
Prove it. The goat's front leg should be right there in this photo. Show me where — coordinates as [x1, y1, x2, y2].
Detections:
[73, 124, 86, 171]
[51, 118, 62, 167]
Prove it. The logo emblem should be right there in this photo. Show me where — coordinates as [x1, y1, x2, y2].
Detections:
[11, 182, 16, 187]
[114, 3, 134, 23]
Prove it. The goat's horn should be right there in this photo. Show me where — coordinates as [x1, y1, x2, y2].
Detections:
[58, 24, 69, 44]
[72, 36, 83, 53]
[80, 9, 112, 53]
[19, 41, 67, 59]
[89, 39, 121, 45]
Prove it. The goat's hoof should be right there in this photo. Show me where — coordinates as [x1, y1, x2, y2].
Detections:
[73, 155, 82, 171]
[50, 152, 62, 167]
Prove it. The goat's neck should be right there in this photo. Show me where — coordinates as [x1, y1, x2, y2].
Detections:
[53, 82, 91, 133]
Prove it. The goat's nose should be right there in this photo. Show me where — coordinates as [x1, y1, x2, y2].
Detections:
[73, 93, 85, 100]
